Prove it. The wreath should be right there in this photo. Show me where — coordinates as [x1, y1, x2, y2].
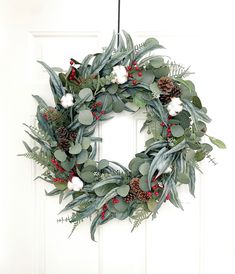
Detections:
[19, 31, 225, 241]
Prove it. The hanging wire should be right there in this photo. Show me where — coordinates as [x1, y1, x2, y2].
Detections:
[117, 0, 121, 47]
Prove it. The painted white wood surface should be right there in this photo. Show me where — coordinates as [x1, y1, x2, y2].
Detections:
[1, 0, 235, 274]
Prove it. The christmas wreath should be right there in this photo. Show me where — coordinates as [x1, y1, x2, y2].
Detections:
[19, 31, 225, 240]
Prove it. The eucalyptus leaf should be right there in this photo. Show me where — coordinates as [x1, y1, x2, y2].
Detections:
[139, 162, 150, 175]
[78, 109, 93, 125]
[79, 88, 93, 102]
[208, 136, 226, 149]
[69, 143, 82, 155]
[117, 185, 130, 197]
[82, 137, 91, 149]
[98, 159, 109, 170]
[54, 149, 67, 162]
[171, 125, 185, 137]
[150, 57, 164, 68]
[147, 198, 157, 212]
[77, 150, 88, 164]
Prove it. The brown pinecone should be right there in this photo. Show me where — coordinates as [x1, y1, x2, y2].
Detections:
[171, 85, 181, 98]
[69, 131, 77, 141]
[56, 127, 69, 138]
[124, 191, 136, 203]
[136, 191, 151, 202]
[159, 93, 172, 105]
[58, 138, 70, 151]
[157, 77, 174, 93]
[129, 178, 141, 194]
[159, 85, 182, 105]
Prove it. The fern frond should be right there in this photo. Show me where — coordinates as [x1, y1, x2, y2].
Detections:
[206, 154, 217, 165]
[130, 205, 151, 232]
[57, 212, 84, 238]
[23, 124, 56, 147]
[20, 149, 52, 169]
[167, 61, 193, 78]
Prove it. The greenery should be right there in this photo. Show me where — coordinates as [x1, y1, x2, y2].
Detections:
[19, 31, 225, 241]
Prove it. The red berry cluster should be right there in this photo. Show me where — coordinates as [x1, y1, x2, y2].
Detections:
[151, 180, 170, 201]
[112, 197, 120, 204]
[160, 115, 176, 139]
[52, 177, 65, 183]
[101, 204, 108, 220]
[51, 159, 65, 172]
[126, 61, 143, 86]
[69, 67, 76, 81]
[91, 101, 105, 120]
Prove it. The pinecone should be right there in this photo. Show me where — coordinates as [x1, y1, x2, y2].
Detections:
[56, 127, 69, 139]
[159, 93, 172, 105]
[159, 85, 182, 105]
[129, 178, 141, 194]
[171, 85, 181, 97]
[58, 138, 70, 151]
[136, 191, 150, 202]
[157, 77, 174, 93]
[124, 191, 136, 203]
[69, 131, 77, 141]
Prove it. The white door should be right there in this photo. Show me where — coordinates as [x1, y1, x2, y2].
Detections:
[1, 0, 235, 274]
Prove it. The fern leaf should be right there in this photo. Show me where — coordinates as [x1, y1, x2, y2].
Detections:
[167, 61, 193, 78]
[23, 124, 57, 147]
[130, 205, 151, 232]
[21, 149, 52, 169]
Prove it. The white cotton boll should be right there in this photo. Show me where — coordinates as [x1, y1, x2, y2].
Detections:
[112, 65, 128, 84]
[170, 97, 182, 107]
[67, 176, 84, 191]
[60, 93, 74, 108]
[164, 166, 172, 174]
[117, 76, 128, 84]
[167, 97, 183, 116]
[67, 181, 74, 191]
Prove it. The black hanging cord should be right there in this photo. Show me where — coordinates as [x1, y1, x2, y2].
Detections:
[117, 0, 121, 47]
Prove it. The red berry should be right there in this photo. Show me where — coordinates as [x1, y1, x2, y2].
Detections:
[70, 60, 74, 65]
[100, 110, 105, 115]
[147, 192, 152, 198]
[166, 194, 170, 200]
[167, 133, 171, 138]
[96, 101, 102, 107]
[168, 115, 172, 120]
[92, 112, 96, 116]
[167, 128, 171, 133]
[128, 73, 133, 78]
[160, 122, 165, 127]
[102, 204, 108, 211]
[132, 80, 137, 85]
[138, 71, 142, 77]
[152, 185, 157, 190]
[154, 191, 159, 196]
[112, 198, 120, 204]
[127, 66, 132, 71]
[135, 66, 140, 71]
[132, 61, 137, 66]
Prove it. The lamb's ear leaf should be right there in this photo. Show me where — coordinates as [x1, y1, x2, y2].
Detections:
[90, 214, 102, 242]
[32, 95, 48, 109]
[37, 61, 65, 98]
